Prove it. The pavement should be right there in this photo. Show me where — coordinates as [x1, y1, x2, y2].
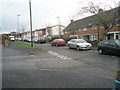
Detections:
[2, 41, 46, 57]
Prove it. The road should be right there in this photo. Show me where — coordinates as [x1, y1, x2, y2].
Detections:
[2, 42, 119, 88]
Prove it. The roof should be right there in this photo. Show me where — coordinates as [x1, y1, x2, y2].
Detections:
[47, 25, 65, 28]
[64, 7, 118, 31]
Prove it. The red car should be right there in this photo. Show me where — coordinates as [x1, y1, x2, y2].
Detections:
[51, 39, 66, 46]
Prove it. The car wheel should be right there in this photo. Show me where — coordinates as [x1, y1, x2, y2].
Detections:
[98, 49, 103, 54]
[77, 46, 80, 51]
[68, 45, 71, 49]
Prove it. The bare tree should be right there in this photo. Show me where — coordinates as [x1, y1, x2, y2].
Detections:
[78, 2, 119, 40]
[46, 24, 52, 38]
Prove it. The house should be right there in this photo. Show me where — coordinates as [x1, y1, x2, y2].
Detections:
[20, 24, 65, 42]
[46, 25, 65, 38]
[22, 31, 31, 41]
[35, 28, 46, 41]
[63, 7, 120, 44]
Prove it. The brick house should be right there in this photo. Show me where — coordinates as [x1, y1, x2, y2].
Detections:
[63, 7, 120, 44]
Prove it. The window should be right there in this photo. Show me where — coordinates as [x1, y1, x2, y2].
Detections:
[115, 40, 120, 46]
[64, 30, 67, 33]
[100, 25, 104, 29]
[109, 41, 117, 46]
[82, 27, 87, 31]
[90, 34, 98, 41]
[101, 41, 108, 45]
[76, 40, 87, 43]
[78, 28, 82, 31]
[92, 25, 97, 30]
[70, 39, 75, 42]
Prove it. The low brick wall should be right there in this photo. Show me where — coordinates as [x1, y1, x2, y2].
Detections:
[88, 40, 98, 46]
[2, 38, 10, 47]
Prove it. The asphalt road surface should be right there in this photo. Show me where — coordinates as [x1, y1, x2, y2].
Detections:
[2, 42, 119, 88]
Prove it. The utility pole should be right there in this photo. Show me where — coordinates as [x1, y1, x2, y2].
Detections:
[29, 0, 33, 47]
[57, 17, 61, 38]
[17, 14, 20, 40]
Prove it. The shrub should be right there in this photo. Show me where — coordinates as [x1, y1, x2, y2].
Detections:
[63, 37, 77, 42]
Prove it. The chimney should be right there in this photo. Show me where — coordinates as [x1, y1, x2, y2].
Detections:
[71, 19, 74, 23]
[98, 9, 104, 13]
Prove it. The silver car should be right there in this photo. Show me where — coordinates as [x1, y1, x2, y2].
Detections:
[67, 39, 92, 50]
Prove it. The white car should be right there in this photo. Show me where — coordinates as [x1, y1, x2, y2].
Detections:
[67, 39, 92, 50]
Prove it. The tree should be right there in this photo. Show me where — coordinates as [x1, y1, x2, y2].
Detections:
[78, 2, 119, 40]
[57, 25, 63, 38]
[46, 24, 52, 38]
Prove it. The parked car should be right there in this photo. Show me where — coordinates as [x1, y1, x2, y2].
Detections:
[38, 39, 46, 44]
[67, 39, 92, 50]
[115, 69, 120, 89]
[9, 36, 15, 41]
[33, 38, 38, 43]
[98, 39, 120, 56]
[51, 39, 66, 46]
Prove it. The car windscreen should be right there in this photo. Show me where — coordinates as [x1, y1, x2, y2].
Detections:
[77, 40, 87, 43]
[115, 40, 120, 46]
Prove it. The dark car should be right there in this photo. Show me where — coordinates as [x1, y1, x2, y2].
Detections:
[98, 39, 120, 56]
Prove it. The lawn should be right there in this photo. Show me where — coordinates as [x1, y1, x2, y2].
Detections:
[16, 41, 41, 49]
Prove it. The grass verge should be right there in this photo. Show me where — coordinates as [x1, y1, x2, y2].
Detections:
[91, 46, 98, 50]
[16, 41, 42, 49]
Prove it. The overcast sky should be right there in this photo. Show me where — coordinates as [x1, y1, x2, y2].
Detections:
[1, 0, 120, 34]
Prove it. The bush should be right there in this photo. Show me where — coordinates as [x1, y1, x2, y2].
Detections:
[63, 37, 77, 42]
[51, 37, 59, 41]
[50, 36, 77, 42]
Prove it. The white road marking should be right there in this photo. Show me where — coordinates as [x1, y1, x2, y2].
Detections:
[48, 51, 72, 60]
[25, 59, 61, 62]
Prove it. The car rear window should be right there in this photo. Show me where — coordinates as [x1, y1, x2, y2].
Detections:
[58, 39, 64, 41]
[54, 39, 64, 41]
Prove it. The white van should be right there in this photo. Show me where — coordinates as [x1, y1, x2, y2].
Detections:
[9, 36, 15, 41]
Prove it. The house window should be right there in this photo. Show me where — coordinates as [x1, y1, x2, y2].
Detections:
[82, 27, 87, 31]
[64, 30, 66, 33]
[78, 28, 82, 31]
[70, 35, 78, 38]
[65, 30, 67, 33]
[90, 34, 98, 41]
[92, 25, 97, 30]
[100, 25, 104, 29]
[67, 30, 69, 33]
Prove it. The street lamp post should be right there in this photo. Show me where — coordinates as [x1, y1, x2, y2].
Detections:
[29, 0, 33, 47]
[17, 14, 20, 39]
[57, 17, 61, 38]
